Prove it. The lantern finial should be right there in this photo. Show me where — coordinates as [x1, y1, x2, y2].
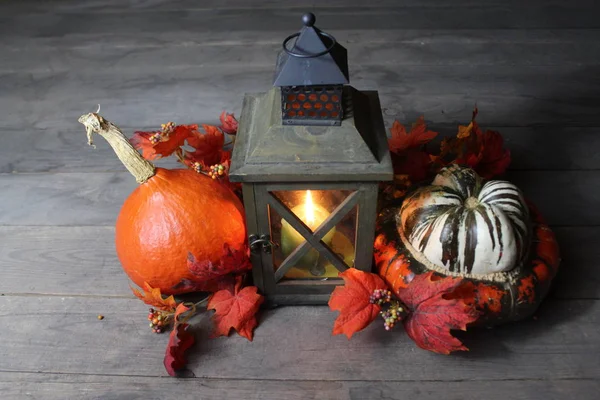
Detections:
[302, 12, 316, 27]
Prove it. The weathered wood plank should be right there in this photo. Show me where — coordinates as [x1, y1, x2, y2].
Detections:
[4, 0, 595, 13]
[1, 126, 598, 174]
[0, 296, 598, 380]
[0, 372, 597, 400]
[1, 65, 599, 131]
[3, 30, 599, 72]
[0, 226, 129, 296]
[0, 226, 594, 298]
[2, 2, 600, 37]
[0, 171, 596, 226]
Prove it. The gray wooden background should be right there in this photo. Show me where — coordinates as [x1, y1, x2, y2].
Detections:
[1, 0, 599, 399]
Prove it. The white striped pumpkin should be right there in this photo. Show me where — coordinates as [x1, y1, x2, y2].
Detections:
[398, 165, 530, 275]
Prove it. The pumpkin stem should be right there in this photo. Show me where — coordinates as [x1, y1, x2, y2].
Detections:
[465, 196, 480, 209]
[78, 112, 156, 184]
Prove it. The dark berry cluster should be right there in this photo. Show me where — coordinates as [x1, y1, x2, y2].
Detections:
[148, 308, 169, 334]
[381, 304, 404, 331]
[208, 164, 226, 179]
[369, 289, 392, 305]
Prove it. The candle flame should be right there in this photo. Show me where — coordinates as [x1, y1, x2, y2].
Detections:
[304, 190, 315, 227]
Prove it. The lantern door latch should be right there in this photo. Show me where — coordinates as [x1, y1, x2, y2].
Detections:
[249, 234, 274, 254]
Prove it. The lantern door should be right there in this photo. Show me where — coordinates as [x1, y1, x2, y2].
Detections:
[246, 182, 378, 305]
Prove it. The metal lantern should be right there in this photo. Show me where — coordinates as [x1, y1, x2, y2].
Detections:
[229, 13, 393, 306]
[273, 13, 349, 126]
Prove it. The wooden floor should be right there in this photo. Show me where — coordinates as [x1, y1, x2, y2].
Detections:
[1, 0, 599, 398]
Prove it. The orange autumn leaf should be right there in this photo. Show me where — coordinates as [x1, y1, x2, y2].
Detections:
[328, 268, 388, 339]
[388, 116, 438, 153]
[131, 282, 178, 312]
[397, 272, 480, 354]
[207, 278, 264, 341]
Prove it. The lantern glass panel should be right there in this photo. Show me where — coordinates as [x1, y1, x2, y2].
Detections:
[268, 189, 357, 280]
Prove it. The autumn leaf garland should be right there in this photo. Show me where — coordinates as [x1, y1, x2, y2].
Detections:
[329, 269, 480, 354]
[126, 108, 512, 375]
[131, 112, 240, 195]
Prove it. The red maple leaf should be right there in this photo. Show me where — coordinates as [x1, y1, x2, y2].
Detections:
[171, 276, 237, 294]
[185, 124, 225, 166]
[174, 244, 251, 294]
[396, 272, 480, 354]
[391, 149, 432, 182]
[328, 269, 388, 339]
[131, 123, 197, 160]
[187, 243, 251, 282]
[163, 303, 195, 376]
[219, 111, 238, 135]
[131, 282, 178, 312]
[207, 278, 264, 341]
[388, 117, 438, 153]
[473, 130, 511, 179]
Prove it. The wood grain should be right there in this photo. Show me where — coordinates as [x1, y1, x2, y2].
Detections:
[3, 0, 595, 13]
[1, 0, 598, 396]
[0, 372, 597, 400]
[3, 30, 599, 72]
[2, 65, 600, 131]
[1, 126, 598, 174]
[0, 296, 598, 380]
[0, 226, 594, 298]
[1, 2, 599, 37]
[0, 171, 597, 226]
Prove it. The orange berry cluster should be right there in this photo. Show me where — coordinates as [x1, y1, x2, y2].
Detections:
[149, 133, 162, 144]
[192, 162, 204, 174]
[208, 164, 226, 179]
[161, 121, 175, 134]
[147, 308, 169, 334]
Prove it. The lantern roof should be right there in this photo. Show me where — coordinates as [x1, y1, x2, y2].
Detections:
[229, 87, 393, 183]
[273, 13, 349, 87]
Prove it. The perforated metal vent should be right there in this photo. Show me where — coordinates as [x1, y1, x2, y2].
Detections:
[281, 85, 343, 126]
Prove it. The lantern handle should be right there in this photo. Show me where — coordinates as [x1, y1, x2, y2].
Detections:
[282, 13, 337, 59]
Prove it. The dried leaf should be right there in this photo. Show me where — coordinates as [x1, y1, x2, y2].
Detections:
[397, 272, 479, 354]
[219, 111, 239, 135]
[163, 322, 195, 376]
[457, 107, 479, 139]
[131, 282, 178, 312]
[328, 269, 388, 339]
[457, 121, 474, 139]
[131, 124, 196, 160]
[388, 117, 438, 153]
[207, 279, 264, 341]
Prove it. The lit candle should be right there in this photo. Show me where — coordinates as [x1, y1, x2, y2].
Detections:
[280, 190, 336, 271]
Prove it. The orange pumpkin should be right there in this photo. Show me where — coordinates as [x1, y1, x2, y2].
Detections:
[79, 113, 246, 294]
